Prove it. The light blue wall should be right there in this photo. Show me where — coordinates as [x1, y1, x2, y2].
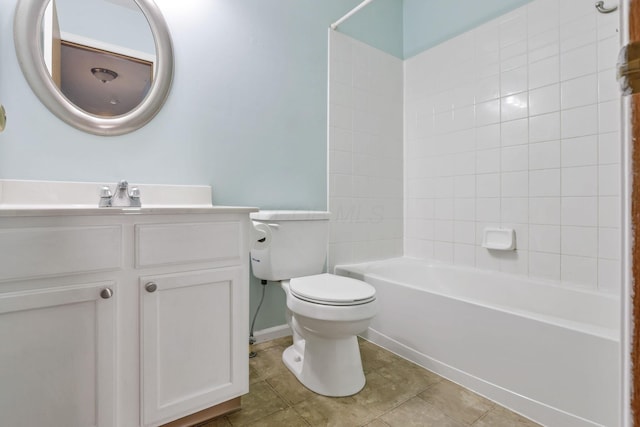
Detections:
[0, 0, 402, 330]
[0, 0, 535, 331]
[403, 0, 533, 58]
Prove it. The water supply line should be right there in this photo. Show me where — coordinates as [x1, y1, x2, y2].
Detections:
[330, 0, 374, 30]
[249, 279, 268, 358]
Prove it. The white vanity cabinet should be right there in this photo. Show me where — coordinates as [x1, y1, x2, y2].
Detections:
[0, 208, 254, 427]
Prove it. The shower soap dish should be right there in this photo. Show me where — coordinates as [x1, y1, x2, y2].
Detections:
[482, 227, 516, 250]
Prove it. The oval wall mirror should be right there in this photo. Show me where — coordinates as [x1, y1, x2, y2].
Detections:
[14, 0, 174, 136]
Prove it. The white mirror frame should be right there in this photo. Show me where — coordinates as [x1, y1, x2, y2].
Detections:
[13, 0, 174, 136]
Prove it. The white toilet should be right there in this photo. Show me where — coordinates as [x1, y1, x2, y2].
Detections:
[250, 210, 377, 397]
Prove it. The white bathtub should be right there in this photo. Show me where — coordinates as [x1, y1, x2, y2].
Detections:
[335, 257, 620, 427]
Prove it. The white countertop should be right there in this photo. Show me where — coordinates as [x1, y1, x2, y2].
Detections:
[0, 179, 258, 217]
[0, 205, 259, 217]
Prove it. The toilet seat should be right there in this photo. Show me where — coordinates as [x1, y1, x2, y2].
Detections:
[290, 273, 376, 306]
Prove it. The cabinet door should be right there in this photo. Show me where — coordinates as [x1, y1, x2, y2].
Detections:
[140, 268, 248, 427]
[0, 281, 116, 427]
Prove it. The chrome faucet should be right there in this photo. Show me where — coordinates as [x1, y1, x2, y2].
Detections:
[99, 180, 141, 207]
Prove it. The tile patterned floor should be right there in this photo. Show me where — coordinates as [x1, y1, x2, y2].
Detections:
[199, 336, 541, 427]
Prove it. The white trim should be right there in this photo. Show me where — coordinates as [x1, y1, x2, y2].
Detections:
[620, 1, 632, 426]
[251, 324, 291, 344]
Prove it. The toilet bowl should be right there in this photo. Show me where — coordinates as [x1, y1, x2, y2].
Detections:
[281, 274, 377, 396]
[249, 210, 378, 397]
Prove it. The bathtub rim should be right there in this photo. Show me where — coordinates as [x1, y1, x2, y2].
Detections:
[335, 256, 620, 342]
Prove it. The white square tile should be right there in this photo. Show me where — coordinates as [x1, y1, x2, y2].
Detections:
[529, 84, 560, 116]
[501, 145, 528, 172]
[599, 196, 620, 228]
[529, 224, 561, 253]
[599, 132, 621, 164]
[529, 251, 561, 281]
[561, 135, 598, 167]
[454, 244, 476, 266]
[560, 13, 597, 52]
[562, 165, 598, 196]
[329, 150, 352, 174]
[434, 220, 454, 242]
[476, 74, 501, 103]
[500, 11, 527, 47]
[433, 241, 454, 263]
[435, 198, 454, 219]
[476, 245, 502, 270]
[560, 44, 597, 81]
[501, 67, 528, 97]
[530, 112, 560, 143]
[501, 197, 529, 223]
[598, 68, 619, 102]
[453, 105, 475, 131]
[561, 74, 598, 110]
[476, 149, 501, 174]
[330, 174, 353, 198]
[501, 51, 527, 72]
[454, 175, 476, 198]
[598, 36, 620, 71]
[599, 164, 620, 196]
[330, 127, 352, 152]
[454, 221, 476, 244]
[501, 92, 529, 121]
[599, 227, 621, 260]
[475, 22, 500, 55]
[502, 171, 529, 197]
[530, 169, 561, 197]
[598, 100, 620, 134]
[329, 104, 352, 130]
[598, 258, 621, 293]
[500, 250, 529, 275]
[561, 105, 598, 138]
[477, 173, 501, 198]
[476, 198, 501, 222]
[501, 118, 529, 146]
[454, 151, 476, 175]
[528, 0, 560, 36]
[561, 196, 598, 226]
[529, 141, 561, 170]
[454, 198, 476, 221]
[476, 124, 501, 150]
[561, 226, 598, 257]
[529, 56, 560, 89]
[530, 197, 561, 225]
[476, 99, 501, 126]
[561, 255, 597, 287]
[597, 8, 620, 40]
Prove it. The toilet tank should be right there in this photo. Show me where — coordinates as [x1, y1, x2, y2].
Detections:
[250, 210, 331, 281]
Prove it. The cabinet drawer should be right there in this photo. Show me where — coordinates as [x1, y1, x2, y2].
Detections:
[0, 226, 122, 282]
[135, 222, 242, 268]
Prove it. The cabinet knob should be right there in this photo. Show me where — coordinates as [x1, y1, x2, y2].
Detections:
[100, 288, 113, 299]
[145, 282, 158, 293]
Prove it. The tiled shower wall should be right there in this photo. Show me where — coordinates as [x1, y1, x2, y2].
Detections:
[327, 31, 404, 271]
[404, 0, 621, 292]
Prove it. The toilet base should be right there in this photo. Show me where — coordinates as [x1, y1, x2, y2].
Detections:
[282, 334, 366, 397]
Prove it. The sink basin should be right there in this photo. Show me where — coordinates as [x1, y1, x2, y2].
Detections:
[0, 179, 216, 213]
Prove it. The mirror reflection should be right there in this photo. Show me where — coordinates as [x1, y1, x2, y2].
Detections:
[42, 0, 156, 116]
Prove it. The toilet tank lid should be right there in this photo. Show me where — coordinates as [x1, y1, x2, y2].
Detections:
[250, 210, 331, 221]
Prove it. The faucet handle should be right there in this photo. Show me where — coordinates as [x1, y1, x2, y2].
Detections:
[129, 186, 141, 207]
[99, 186, 112, 198]
[129, 187, 140, 198]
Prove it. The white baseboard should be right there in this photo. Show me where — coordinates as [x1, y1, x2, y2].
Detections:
[252, 324, 291, 343]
